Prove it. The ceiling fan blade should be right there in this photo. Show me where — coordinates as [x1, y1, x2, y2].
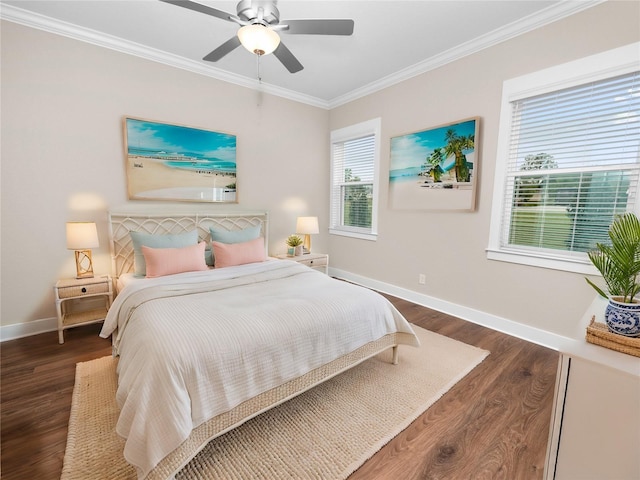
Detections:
[273, 42, 303, 73]
[203, 36, 242, 62]
[159, 0, 235, 23]
[280, 19, 354, 35]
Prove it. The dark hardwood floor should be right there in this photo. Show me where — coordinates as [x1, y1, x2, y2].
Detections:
[351, 296, 559, 480]
[1, 295, 559, 480]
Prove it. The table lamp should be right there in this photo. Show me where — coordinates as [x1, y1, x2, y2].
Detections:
[66, 222, 99, 278]
[296, 216, 319, 254]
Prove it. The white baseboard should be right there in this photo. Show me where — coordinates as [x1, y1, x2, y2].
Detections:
[330, 267, 568, 352]
[1, 316, 57, 342]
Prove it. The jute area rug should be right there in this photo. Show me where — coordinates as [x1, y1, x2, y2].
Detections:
[62, 326, 488, 480]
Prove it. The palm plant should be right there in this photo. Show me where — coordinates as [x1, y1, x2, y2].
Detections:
[286, 235, 303, 247]
[586, 212, 640, 303]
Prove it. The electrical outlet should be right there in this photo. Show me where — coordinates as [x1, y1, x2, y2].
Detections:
[418, 274, 426, 285]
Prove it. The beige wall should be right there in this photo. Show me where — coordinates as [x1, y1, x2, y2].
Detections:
[1, 21, 329, 328]
[328, 1, 640, 338]
[2, 1, 639, 340]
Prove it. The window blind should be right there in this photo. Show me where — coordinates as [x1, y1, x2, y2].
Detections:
[501, 71, 640, 258]
[330, 134, 375, 232]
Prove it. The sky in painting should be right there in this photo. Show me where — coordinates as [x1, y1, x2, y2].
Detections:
[390, 119, 476, 171]
[126, 118, 236, 162]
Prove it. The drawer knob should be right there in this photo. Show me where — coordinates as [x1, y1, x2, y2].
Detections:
[310, 260, 314, 264]
[81, 287, 87, 293]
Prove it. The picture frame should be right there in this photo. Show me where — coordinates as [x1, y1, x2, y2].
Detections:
[124, 117, 237, 203]
[389, 117, 479, 211]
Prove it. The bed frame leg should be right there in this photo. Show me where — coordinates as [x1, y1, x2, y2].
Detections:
[392, 345, 399, 365]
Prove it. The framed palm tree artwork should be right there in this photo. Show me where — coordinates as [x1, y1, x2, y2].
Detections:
[389, 117, 479, 211]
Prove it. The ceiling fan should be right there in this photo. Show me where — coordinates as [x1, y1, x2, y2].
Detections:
[160, 0, 355, 73]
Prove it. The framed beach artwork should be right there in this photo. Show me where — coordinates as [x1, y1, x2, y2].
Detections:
[389, 117, 479, 211]
[124, 117, 237, 203]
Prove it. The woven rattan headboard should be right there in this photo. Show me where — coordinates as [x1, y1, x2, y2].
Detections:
[108, 210, 269, 279]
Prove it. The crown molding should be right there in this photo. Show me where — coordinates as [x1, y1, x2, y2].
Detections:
[0, 3, 330, 109]
[2, 1, 603, 110]
[327, 0, 604, 108]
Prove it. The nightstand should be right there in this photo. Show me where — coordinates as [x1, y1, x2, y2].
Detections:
[276, 253, 329, 274]
[54, 275, 113, 344]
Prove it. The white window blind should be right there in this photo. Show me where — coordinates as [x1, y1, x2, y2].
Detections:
[488, 44, 640, 273]
[330, 118, 380, 239]
[500, 71, 640, 259]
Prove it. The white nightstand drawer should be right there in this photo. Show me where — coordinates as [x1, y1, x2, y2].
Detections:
[57, 281, 110, 298]
[296, 256, 328, 268]
[276, 253, 329, 274]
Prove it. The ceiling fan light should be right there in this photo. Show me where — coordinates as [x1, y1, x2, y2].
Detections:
[238, 24, 280, 56]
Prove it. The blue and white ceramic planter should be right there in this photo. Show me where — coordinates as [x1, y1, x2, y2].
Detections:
[605, 297, 640, 337]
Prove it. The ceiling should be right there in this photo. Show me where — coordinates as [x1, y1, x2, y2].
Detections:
[1, 0, 600, 108]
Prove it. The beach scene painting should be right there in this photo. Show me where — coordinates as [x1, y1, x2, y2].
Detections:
[124, 117, 237, 203]
[389, 118, 478, 211]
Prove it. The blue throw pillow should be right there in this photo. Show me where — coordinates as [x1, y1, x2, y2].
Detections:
[209, 225, 261, 244]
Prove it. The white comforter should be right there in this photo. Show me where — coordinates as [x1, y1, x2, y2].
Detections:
[100, 259, 419, 479]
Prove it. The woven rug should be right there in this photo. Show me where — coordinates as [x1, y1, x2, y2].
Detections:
[62, 326, 488, 479]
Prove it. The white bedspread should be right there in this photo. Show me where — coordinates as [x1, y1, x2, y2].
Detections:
[100, 259, 419, 479]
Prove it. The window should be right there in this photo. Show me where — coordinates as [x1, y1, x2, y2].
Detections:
[330, 118, 381, 240]
[488, 43, 640, 274]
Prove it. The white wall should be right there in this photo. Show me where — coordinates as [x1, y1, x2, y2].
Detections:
[0, 21, 329, 331]
[328, 1, 640, 339]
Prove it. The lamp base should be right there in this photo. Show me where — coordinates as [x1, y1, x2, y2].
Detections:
[74, 249, 95, 278]
[302, 235, 311, 254]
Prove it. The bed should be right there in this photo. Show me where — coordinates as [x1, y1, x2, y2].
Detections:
[100, 209, 420, 480]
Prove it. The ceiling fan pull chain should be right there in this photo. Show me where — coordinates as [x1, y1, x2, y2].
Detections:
[256, 52, 262, 83]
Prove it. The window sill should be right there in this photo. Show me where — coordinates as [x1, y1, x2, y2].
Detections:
[329, 228, 377, 241]
[486, 248, 599, 275]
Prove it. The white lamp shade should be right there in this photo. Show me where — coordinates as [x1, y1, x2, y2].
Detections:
[66, 222, 99, 250]
[237, 24, 280, 56]
[296, 216, 319, 235]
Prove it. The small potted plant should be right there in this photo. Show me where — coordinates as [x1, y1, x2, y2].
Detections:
[286, 235, 304, 256]
[586, 212, 640, 337]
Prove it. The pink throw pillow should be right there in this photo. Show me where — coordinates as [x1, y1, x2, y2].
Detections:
[142, 242, 208, 278]
[212, 237, 266, 268]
